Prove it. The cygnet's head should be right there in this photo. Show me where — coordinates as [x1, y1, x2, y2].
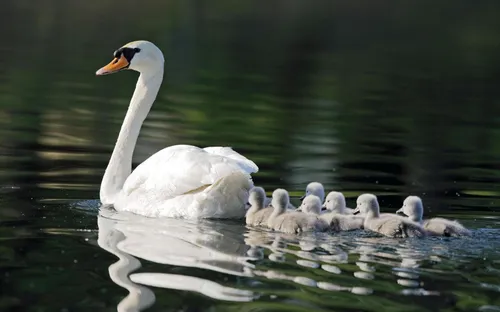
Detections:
[298, 195, 322, 215]
[353, 193, 380, 217]
[248, 187, 266, 210]
[323, 191, 347, 213]
[96, 40, 165, 76]
[300, 182, 325, 202]
[271, 188, 290, 213]
[396, 196, 424, 222]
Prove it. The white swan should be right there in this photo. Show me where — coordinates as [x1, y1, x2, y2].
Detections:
[300, 182, 325, 202]
[268, 189, 326, 234]
[353, 194, 426, 238]
[245, 187, 273, 227]
[396, 196, 471, 237]
[322, 191, 355, 214]
[96, 40, 258, 219]
[299, 195, 363, 231]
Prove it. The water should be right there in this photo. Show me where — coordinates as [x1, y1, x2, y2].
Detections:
[2, 1, 500, 311]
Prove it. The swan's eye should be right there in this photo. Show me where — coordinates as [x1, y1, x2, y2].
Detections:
[134, 47, 141, 53]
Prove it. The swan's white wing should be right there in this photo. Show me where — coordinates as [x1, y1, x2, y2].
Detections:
[203, 146, 258, 173]
[122, 145, 257, 201]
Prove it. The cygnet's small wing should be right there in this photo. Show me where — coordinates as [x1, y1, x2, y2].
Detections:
[321, 213, 363, 231]
[251, 207, 274, 227]
[337, 215, 364, 231]
[271, 213, 300, 234]
[398, 219, 427, 238]
[272, 212, 327, 234]
[424, 218, 471, 237]
[365, 215, 425, 238]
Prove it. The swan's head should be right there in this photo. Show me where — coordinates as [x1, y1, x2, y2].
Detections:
[248, 187, 266, 210]
[96, 40, 164, 76]
[396, 196, 424, 222]
[271, 188, 289, 213]
[323, 191, 346, 213]
[297, 195, 322, 215]
[353, 193, 380, 218]
[300, 182, 325, 202]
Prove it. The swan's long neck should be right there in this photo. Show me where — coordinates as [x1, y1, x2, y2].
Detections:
[100, 68, 164, 205]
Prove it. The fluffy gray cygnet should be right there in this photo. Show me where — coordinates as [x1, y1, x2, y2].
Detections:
[299, 195, 363, 231]
[354, 194, 426, 238]
[246, 186, 274, 227]
[300, 182, 325, 203]
[322, 191, 355, 214]
[267, 189, 327, 234]
[396, 196, 471, 237]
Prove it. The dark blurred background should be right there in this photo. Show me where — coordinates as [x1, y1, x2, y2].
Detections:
[1, 0, 500, 214]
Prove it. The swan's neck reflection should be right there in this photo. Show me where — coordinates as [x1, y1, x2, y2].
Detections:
[97, 206, 256, 311]
[97, 209, 155, 312]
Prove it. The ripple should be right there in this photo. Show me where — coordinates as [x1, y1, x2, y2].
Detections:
[296, 259, 320, 269]
[91, 207, 500, 311]
[321, 264, 341, 274]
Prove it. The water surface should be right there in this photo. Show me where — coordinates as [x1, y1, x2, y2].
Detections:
[1, 1, 500, 311]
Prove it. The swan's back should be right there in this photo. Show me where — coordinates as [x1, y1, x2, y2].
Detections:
[252, 208, 274, 227]
[365, 216, 426, 238]
[320, 213, 364, 231]
[423, 218, 471, 237]
[271, 212, 327, 234]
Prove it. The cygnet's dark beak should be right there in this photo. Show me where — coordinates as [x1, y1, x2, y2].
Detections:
[395, 208, 407, 216]
[353, 207, 360, 215]
[295, 208, 302, 212]
[321, 204, 327, 211]
[300, 195, 306, 200]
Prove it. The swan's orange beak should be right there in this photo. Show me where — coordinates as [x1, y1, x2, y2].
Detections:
[96, 54, 129, 76]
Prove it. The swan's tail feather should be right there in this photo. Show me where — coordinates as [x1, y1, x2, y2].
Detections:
[195, 171, 254, 219]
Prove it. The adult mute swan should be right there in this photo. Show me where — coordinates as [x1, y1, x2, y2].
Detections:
[96, 40, 258, 219]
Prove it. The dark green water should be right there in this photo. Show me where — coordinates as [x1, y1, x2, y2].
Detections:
[1, 1, 500, 311]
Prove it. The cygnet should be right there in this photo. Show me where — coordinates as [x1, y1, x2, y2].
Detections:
[300, 182, 325, 203]
[322, 191, 355, 214]
[299, 195, 363, 231]
[264, 196, 296, 210]
[354, 194, 426, 238]
[268, 189, 327, 234]
[396, 196, 471, 237]
[246, 187, 274, 227]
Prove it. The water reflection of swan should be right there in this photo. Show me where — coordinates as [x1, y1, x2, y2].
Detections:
[97, 206, 256, 311]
